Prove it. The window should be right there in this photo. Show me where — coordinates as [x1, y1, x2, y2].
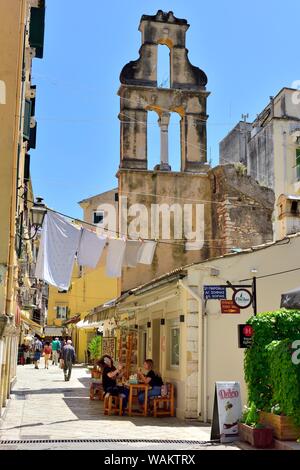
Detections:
[93, 210, 104, 224]
[291, 201, 298, 214]
[56, 306, 68, 320]
[296, 149, 300, 181]
[170, 326, 180, 367]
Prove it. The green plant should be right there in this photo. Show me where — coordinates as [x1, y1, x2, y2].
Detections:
[244, 309, 300, 426]
[241, 402, 261, 428]
[87, 336, 102, 364]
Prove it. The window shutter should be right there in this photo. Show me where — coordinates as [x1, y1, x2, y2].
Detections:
[23, 99, 31, 141]
[29, 5, 45, 59]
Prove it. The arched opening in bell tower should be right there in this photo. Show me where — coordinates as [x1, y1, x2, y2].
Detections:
[157, 44, 170, 88]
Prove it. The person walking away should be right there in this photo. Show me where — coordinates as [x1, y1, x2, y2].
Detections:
[59, 338, 66, 368]
[62, 340, 76, 381]
[137, 359, 163, 408]
[33, 336, 43, 369]
[51, 337, 61, 366]
[43, 341, 52, 369]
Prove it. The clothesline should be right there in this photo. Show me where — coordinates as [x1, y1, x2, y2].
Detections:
[35, 211, 157, 291]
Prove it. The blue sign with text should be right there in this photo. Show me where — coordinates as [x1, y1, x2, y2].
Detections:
[203, 285, 226, 300]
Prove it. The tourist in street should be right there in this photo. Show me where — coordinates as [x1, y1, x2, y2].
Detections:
[62, 339, 76, 381]
[51, 337, 61, 366]
[43, 341, 52, 369]
[33, 336, 43, 369]
[98, 355, 129, 411]
[59, 338, 66, 368]
[137, 359, 163, 406]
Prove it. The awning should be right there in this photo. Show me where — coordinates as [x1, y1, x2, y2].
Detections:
[44, 326, 63, 337]
[21, 312, 43, 335]
[281, 287, 300, 309]
[77, 320, 104, 330]
[63, 314, 81, 325]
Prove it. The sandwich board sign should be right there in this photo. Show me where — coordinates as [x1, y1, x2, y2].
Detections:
[210, 381, 242, 443]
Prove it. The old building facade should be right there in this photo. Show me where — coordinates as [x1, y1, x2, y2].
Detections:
[0, 0, 46, 415]
[220, 87, 300, 239]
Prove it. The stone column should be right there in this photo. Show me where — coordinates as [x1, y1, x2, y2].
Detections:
[158, 112, 171, 170]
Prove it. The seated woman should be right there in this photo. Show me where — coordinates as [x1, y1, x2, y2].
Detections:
[137, 359, 163, 406]
[98, 355, 129, 411]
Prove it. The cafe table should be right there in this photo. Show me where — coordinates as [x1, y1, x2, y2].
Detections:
[125, 383, 149, 417]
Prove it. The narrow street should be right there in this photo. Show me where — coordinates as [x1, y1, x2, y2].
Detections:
[0, 361, 239, 450]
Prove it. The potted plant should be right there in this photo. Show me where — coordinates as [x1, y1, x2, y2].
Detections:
[87, 335, 102, 378]
[259, 404, 300, 441]
[238, 403, 273, 448]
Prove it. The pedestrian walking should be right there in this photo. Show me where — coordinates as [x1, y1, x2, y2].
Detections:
[59, 338, 66, 368]
[43, 341, 52, 369]
[33, 336, 43, 369]
[62, 340, 76, 381]
[51, 337, 61, 365]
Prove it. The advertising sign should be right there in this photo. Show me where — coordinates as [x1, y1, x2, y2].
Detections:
[204, 285, 226, 300]
[210, 382, 242, 443]
[232, 289, 252, 309]
[221, 300, 240, 314]
[238, 324, 254, 348]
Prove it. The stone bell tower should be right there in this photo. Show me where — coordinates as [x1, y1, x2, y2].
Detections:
[118, 11, 212, 291]
[118, 10, 209, 172]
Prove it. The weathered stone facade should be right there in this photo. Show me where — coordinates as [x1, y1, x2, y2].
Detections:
[118, 11, 275, 292]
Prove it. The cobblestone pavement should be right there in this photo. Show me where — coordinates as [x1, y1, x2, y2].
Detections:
[0, 362, 239, 450]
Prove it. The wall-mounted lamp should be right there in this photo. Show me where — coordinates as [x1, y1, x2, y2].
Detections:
[147, 321, 151, 328]
[22, 197, 47, 240]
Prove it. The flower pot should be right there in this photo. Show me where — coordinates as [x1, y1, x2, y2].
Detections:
[259, 411, 300, 441]
[238, 422, 273, 448]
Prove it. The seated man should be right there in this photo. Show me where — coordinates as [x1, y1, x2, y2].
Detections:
[137, 359, 163, 407]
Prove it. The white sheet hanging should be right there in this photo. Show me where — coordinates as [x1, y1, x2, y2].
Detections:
[138, 240, 157, 265]
[77, 229, 107, 268]
[106, 238, 126, 277]
[123, 240, 143, 268]
[35, 211, 81, 290]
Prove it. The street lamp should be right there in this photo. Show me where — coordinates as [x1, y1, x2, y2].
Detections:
[22, 197, 47, 240]
[31, 197, 47, 228]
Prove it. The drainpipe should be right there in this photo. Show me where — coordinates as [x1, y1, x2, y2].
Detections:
[179, 280, 208, 423]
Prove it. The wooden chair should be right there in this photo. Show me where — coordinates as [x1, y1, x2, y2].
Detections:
[89, 381, 104, 400]
[103, 393, 123, 416]
[153, 383, 175, 417]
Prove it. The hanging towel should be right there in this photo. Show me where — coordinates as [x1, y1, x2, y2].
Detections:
[123, 240, 143, 268]
[137, 240, 157, 265]
[77, 229, 107, 268]
[106, 238, 126, 277]
[35, 211, 81, 290]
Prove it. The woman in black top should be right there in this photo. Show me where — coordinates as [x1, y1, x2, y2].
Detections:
[137, 358, 163, 405]
[98, 355, 129, 410]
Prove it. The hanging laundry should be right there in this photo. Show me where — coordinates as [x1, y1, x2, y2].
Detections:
[77, 229, 107, 268]
[138, 240, 157, 265]
[35, 211, 81, 290]
[122, 240, 143, 268]
[106, 238, 126, 277]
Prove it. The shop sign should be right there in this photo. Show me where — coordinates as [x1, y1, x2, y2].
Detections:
[210, 381, 242, 443]
[204, 285, 226, 300]
[221, 300, 240, 314]
[232, 289, 252, 309]
[238, 324, 254, 348]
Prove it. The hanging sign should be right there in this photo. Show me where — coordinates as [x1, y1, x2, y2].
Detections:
[238, 324, 254, 348]
[210, 381, 242, 443]
[221, 300, 240, 314]
[204, 285, 226, 300]
[232, 289, 252, 309]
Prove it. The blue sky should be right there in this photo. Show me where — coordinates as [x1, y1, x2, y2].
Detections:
[31, 0, 300, 218]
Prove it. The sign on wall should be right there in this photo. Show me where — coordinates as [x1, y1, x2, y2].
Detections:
[221, 300, 240, 314]
[232, 289, 252, 309]
[210, 381, 242, 443]
[238, 324, 254, 348]
[203, 285, 226, 300]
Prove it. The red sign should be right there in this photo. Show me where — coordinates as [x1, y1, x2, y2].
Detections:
[243, 325, 253, 337]
[221, 300, 240, 314]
